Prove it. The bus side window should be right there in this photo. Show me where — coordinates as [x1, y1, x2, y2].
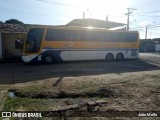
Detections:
[45, 29, 53, 41]
[45, 29, 60, 41]
[66, 30, 73, 41]
[82, 31, 97, 41]
[127, 33, 138, 42]
[97, 32, 107, 41]
[58, 30, 64, 40]
[114, 32, 124, 42]
[68, 35, 73, 40]
[66, 30, 81, 41]
[103, 32, 112, 42]
[76, 31, 82, 41]
[72, 30, 81, 41]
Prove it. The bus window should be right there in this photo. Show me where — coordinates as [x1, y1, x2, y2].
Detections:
[25, 28, 44, 53]
[45, 29, 66, 41]
[45, 29, 82, 41]
[111, 32, 126, 42]
[126, 33, 138, 42]
[67, 30, 82, 41]
[97, 32, 137, 42]
[97, 32, 112, 42]
[82, 31, 97, 41]
[45, 29, 56, 41]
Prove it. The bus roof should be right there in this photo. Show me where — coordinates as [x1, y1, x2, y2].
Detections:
[29, 25, 138, 33]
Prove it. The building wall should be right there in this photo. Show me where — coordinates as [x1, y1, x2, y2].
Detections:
[140, 40, 156, 52]
[2, 33, 26, 58]
[155, 44, 160, 51]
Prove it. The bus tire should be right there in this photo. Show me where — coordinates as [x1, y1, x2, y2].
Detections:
[106, 53, 114, 61]
[116, 53, 124, 60]
[43, 54, 53, 63]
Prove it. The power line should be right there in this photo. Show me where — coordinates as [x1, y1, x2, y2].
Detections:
[142, 9, 160, 14]
[134, 10, 160, 18]
[131, 26, 160, 32]
[36, 0, 127, 19]
[148, 26, 160, 29]
[0, 8, 81, 20]
[137, 14, 160, 17]
[37, 0, 85, 9]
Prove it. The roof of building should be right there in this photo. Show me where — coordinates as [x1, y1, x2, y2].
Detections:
[66, 18, 126, 29]
[0, 19, 127, 33]
[0, 24, 27, 33]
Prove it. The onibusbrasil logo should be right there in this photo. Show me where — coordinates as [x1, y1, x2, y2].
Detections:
[1, 112, 42, 118]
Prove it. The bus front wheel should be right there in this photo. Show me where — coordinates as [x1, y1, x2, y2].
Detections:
[43, 54, 53, 63]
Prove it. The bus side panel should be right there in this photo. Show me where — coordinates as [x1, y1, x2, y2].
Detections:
[60, 50, 139, 61]
[42, 50, 63, 62]
[22, 48, 139, 63]
[42, 49, 139, 61]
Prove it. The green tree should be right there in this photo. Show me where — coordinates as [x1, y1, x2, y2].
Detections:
[0, 21, 3, 24]
[5, 19, 24, 24]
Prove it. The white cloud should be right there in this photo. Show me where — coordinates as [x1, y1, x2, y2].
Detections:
[149, 29, 160, 38]
[139, 28, 160, 39]
[139, 21, 152, 27]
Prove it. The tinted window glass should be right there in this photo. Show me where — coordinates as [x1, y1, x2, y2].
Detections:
[45, 29, 64, 41]
[97, 32, 138, 42]
[125, 32, 138, 42]
[45, 28, 138, 42]
[25, 28, 44, 53]
[67, 30, 82, 41]
[45, 29, 82, 41]
[81, 31, 97, 41]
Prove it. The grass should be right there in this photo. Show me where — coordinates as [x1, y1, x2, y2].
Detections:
[10, 80, 108, 99]
[3, 96, 48, 111]
[14, 85, 47, 97]
[3, 72, 160, 111]
[155, 77, 160, 83]
[3, 96, 107, 111]
[72, 81, 105, 93]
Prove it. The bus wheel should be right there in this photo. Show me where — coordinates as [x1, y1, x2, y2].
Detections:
[116, 53, 124, 60]
[106, 53, 114, 61]
[43, 55, 53, 63]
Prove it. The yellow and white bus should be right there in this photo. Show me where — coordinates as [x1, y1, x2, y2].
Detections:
[22, 26, 139, 63]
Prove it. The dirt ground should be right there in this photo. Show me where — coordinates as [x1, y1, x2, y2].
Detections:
[0, 53, 160, 119]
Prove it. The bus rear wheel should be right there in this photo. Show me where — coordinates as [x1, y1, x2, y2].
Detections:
[106, 53, 114, 61]
[116, 53, 124, 60]
[43, 55, 53, 63]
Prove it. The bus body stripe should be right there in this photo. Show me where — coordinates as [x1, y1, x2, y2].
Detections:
[42, 41, 139, 50]
[42, 48, 139, 51]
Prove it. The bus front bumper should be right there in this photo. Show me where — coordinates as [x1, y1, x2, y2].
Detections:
[22, 55, 38, 62]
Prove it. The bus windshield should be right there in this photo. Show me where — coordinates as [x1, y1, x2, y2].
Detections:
[25, 28, 44, 53]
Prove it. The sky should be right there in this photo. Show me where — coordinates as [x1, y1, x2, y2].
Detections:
[1, 0, 160, 39]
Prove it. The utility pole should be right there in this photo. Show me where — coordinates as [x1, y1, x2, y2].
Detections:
[145, 26, 148, 39]
[125, 8, 136, 31]
[106, 15, 108, 21]
[83, 9, 89, 19]
[83, 11, 85, 19]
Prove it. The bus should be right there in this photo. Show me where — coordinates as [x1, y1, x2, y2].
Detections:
[22, 26, 139, 63]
